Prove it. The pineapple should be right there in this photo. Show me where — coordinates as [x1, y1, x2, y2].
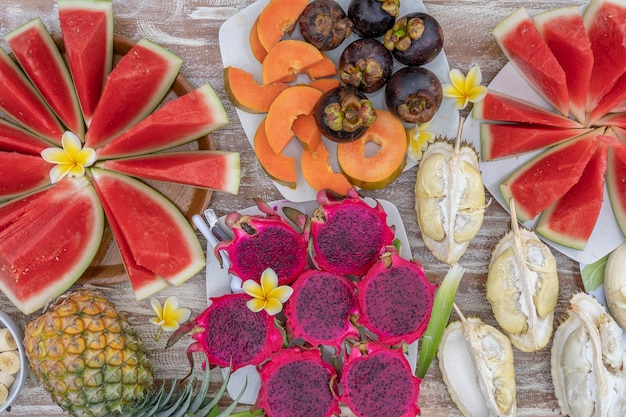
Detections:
[24, 290, 241, 417]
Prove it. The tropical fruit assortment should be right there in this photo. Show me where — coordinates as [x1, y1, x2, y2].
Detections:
[473, 0, 626, 252]
[0, 0, 241, 314]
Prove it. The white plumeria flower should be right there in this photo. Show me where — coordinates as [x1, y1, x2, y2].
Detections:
[407, 121, 435, 162]
[40, 131, 96, 183]
[242, 268, 293, 316]
[443, 64, 488, 110]
[150, 295, 192, 342]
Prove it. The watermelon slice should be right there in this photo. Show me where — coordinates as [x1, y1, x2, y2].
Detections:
[0, 152, 51, 201]
[6, 18, 85, 138]
[596, 112, 626, 130]
[99, 151, 241, 194]
[0, 118, 51, 155]
[472, 90, 582, 128]
[584, 0, 626, 112]
[535, 141, 609, 250]
[607, 147, 626, 237]
[90, 168, 205, 290]
[587, 74, 626, 124]
[0, 46, 64, 144]
[480, 124, 591, 161]
[533, 6, 593, 124]
[500, 129, 601, 222]
[58, 0, 113, 126]
[492, 7, 570, 117]
[0, 177, 104, 314]
[85, 38, 183, 149]
[96, 83, 229, 159]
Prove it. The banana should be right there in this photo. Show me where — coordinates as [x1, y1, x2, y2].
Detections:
[0, 371, 14, 388]
[0, 383, 7, 404]
[0, 329, 16, 352]
[0, 350, 20, 375]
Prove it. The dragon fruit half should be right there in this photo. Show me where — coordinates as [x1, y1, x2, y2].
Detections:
[284, 269, 360, 354]
[257, 347, 341, 417]
[356, 250, 435, 345]
[215, 197, 308, 286]
[307, 188, 395, 277]
[340, 342, 422, 417]
[168, 293, 284, 371]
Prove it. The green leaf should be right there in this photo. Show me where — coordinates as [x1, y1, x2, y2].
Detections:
[581, 255, 609, 292]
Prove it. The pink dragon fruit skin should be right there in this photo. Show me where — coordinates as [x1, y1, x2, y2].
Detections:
[310, 188, 395, 277]
[257, 347, 341, 417]
[340, 342, 422, 417]
[356, 250, 436, 345]
[215, 197, 308, 286]
[284, 269, 360, 354]
[187, 293, 284, 371]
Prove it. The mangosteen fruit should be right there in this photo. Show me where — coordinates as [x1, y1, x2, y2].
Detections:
[385, 66, 442, 124]
[383, 12, 444, 66]
[347, 0, 399, 38]
[314, 86, 377, 143]
[299, 0, 353, 51]
[339, 38, 394, 93]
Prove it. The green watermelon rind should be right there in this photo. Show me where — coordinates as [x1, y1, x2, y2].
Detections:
[5, 17, 85, 138]
[606, 148, 626, 237]
[90, 168, 205, 288]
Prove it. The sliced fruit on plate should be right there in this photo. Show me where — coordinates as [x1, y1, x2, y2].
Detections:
[0, 177, 104, 314]
[533, 6, 593, 124]
[249, 18, 267, 63]
[0, 118, 51, 155]
[472, 90, 581, 128]
[254, 118, 297, 188]
[255, 0, 309, 52]
[292, 114, 322, 152]
[492, 7, 570, 116]
[301, 140, 353, 195]
[96, 83, 230, 159]
[500, 128, 601, 222]
[6, 18, 85, 138]
[535, 140, 609, 250]
[224, 66, 288, 114]
[0, 152, 52, 200]
[90, 168, 205, 288]
[58, 0, 113, 126]
[596, 112, 626, 130]
[261, 39, 326, 85]
[587, 73, 626, 125]
[480, 123, 592, 161]
[99, 151, 241, 195]
[583, 0, 626, 112]
[85, 38, 183, 148]
[607, 146, 626, 237]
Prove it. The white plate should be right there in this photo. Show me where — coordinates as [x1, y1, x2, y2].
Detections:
[219, 0, 459, 202]
[465, 62, 624, 265]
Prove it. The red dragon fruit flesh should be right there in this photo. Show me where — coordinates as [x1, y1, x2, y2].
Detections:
[309, 188, 395, 277]
[284, 269, 360, 354]
[257, 347, 341, 417]
[340, 342, 421, 417]
[168, 293, 284, 371]
[356, 250, 436, 345]
[215, 197, 308, 286]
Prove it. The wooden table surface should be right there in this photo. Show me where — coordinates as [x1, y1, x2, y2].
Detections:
[0, 0, 589, 415]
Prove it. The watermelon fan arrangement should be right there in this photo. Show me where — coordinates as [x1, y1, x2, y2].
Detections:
[0, 0, 241, 315]
[473, 0, 626, 252]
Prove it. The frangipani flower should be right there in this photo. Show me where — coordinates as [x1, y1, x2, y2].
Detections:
[243, 268, 293, 316]
[443, 64, 488, 110]
[407, 121, 435, 162]
[150, 295, 192, 342]
[40, 131, 96, 183]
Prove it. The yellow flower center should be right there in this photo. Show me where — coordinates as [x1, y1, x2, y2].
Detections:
[242, 268, 293, 316]
[40, 131, 96, 183]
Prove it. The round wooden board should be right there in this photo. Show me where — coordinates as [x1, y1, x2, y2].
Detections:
[76, 35, 214, 286]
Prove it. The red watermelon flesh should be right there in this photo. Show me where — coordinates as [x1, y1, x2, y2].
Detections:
[536, 141, 608, 250]
[472, 90, 582, 128]
[0, 177, 104, 314]
[0, 46, 64, 144]
[96, 83, 229, 159]
[99, 151, 241, 195]
[480, 123, 592, 161]
[500, 129, 601, 222]
[6, 18, 85, 138]
[584, 0, 626, 111]
[587, 73, 626, 124]
[607, 146, 626, 236]
[85, 39, 183, 149]
[533, 6, 593, 124]
[58, 0, 113, 126]
[0, 118, 51, 155]
[596, 112, 626, 130]
[90, 168, 205, 287]
[492, 7, 570, 117]
[0, 152, 51, 200]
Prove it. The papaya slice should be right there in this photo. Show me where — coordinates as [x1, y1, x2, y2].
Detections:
[254, 118, 297, 188]
[337, 110, 408, 190]
[301, 140, 353, 195]
[265, 85, 323, 154]
[256, 0, 309, 52]
[249, 18, 268, 63]
[292, 114, 322, 152]
[261, 40, 326, 85]
[224, 66, 289, 113]
[309, 78, 342, 93]
[305, 56, 337, 79]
